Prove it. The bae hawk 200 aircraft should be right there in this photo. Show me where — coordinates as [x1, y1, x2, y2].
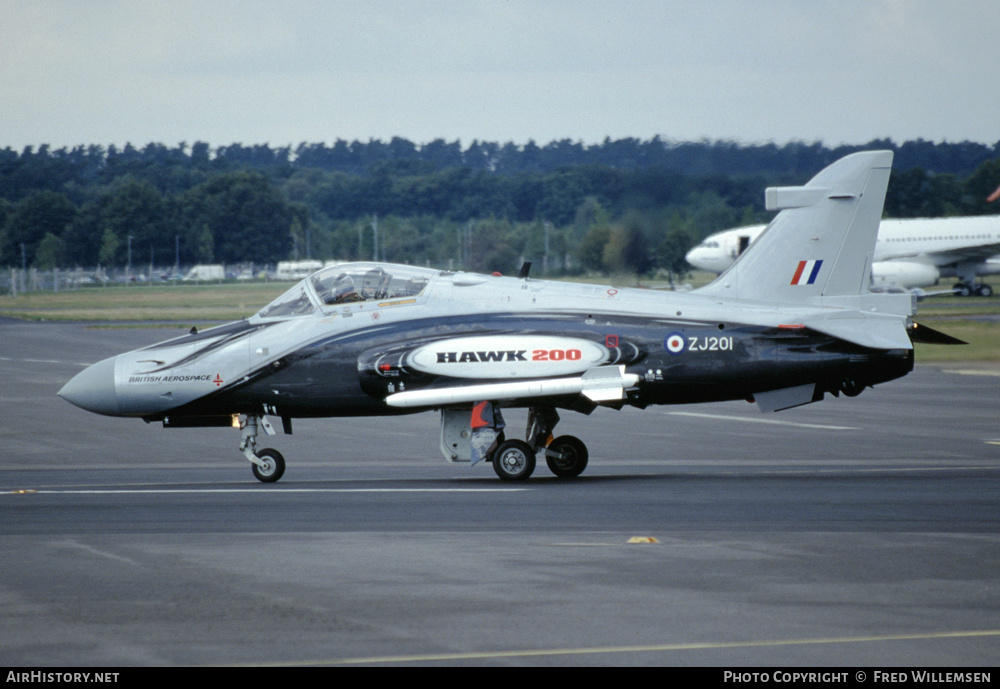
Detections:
[59, 151, 963, 482]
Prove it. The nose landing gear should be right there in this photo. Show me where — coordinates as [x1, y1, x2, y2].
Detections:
[251, 448, 285, 483]
[240, 414, 285, 483]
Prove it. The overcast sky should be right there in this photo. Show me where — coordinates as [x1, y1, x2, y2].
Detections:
[2, 0, 998, 152]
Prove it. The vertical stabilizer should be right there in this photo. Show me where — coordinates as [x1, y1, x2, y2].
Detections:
[696, 151, 893, 303]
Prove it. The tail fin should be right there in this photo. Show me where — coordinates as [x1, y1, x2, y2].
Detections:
[696, 151, 893, 303]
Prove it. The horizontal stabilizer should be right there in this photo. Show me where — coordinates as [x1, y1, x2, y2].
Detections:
[907, 322, 968, 345]
[765, 186, 841, 211]
[801, 314, 914, 350]
[385, 366, 639, 409]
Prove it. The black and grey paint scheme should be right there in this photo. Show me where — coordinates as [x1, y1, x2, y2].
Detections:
[58, 152, 961, 482]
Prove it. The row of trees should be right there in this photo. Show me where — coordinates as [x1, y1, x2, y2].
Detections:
[5, 137, 998, 197]
[1, 173, 301, 271]
[2, 138, 998, 278]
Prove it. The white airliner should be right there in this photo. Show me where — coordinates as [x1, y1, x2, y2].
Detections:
[685, 216, 1000, 296]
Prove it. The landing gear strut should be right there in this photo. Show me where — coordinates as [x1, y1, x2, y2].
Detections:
[240, 414, 285, 483]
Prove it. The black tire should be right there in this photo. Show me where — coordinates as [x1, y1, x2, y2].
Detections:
[955, 283, 972, 297]
[492, 440, 536, 481]
[978, 284, 993, 297]
[252, 448, 285, 483]
[545, 435, 589, 478]
[841, 378, 865, 397]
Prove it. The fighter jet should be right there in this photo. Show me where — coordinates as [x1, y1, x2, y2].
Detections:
[59, 151, 961, 482]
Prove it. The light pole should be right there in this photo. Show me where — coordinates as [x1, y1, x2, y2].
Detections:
[544, 221, 551, 274]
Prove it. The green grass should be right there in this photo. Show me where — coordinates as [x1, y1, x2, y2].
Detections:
[0, 282, 287, 322]
[912, 319, 1000, 362]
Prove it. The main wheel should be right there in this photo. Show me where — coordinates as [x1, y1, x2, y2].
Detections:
[492, 440, 536, 481]
[545, 435, 589, 478]
[840, 377, 865, 397]
[252, 448, 285, 483]
[978, 284, 993, 297]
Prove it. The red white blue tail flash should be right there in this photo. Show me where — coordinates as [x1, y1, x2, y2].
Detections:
[790, 260, 823, 285]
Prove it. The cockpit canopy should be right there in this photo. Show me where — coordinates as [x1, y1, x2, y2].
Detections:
[254, 263, 438, 320]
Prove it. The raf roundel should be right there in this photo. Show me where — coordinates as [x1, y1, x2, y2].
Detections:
[664, 332, 686, 355]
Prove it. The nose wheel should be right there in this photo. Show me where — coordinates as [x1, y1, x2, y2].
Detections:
[240, 414, 286, 483]
[251, 448, 286, 483]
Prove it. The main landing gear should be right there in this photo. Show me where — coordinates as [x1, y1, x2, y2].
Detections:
[490, 407, 590, 481]
[240, 414, 285, 483]
[953, 282, 992, 297]
[440, 404, 590, 481]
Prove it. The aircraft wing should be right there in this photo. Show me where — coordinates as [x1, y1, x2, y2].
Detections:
[924, 242, 1000, 266]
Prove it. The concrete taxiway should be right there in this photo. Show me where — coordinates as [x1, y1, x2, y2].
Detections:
[1, 320, 998, 666]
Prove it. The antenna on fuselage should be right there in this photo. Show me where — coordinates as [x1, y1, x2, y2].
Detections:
[518, 262, 532, 279]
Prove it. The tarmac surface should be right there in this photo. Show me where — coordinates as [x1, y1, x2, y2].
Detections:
[1, 320, 998, 666]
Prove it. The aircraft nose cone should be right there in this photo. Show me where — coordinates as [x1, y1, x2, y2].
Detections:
[58, 357, 120, 416]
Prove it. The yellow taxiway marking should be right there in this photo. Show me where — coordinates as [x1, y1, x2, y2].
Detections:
[241, 629, 1000, 666]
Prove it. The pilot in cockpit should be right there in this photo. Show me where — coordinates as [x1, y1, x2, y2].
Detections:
[330, 273, 361, 303]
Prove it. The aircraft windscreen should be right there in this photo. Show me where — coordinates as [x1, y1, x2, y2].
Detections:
[310, 264, 433, 306]
[254, 263, 437, 320]
[255, 284, 317, 319]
